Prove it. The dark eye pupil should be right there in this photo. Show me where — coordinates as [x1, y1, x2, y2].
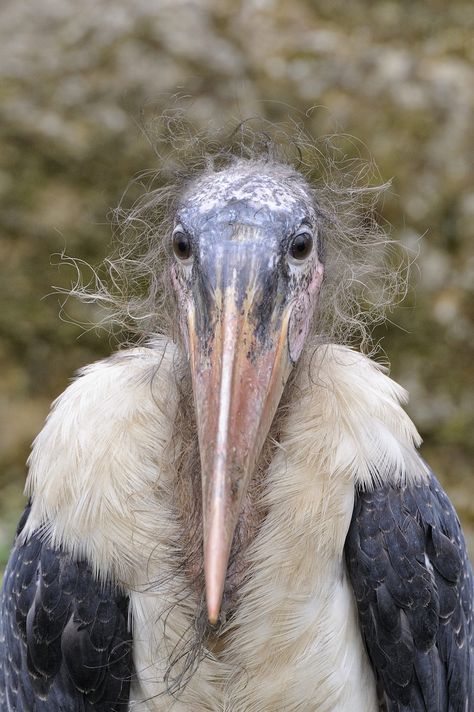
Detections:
[173, 232, 191, 260]
[290, 233, 313, 260]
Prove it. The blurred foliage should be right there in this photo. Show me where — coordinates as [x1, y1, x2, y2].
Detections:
[0, 0, 473, 568]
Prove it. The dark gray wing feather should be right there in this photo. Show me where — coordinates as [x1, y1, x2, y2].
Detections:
[0, 504, 133, 711]
[345, 470, 473, 712]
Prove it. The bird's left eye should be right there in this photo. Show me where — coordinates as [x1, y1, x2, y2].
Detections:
[172, 227, 193, 263]
[289, 231, 313, 263]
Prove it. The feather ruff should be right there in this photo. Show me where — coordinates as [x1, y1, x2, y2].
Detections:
[23, 341, 427, 711]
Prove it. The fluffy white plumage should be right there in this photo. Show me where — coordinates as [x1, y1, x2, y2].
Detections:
[23, 339, 427, 711]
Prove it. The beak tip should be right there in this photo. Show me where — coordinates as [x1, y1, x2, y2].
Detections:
[207, 609, 219, 625]
[204, 516, 228, 626]
[206, 590, 222, 625]
[205, 557, 226, 624]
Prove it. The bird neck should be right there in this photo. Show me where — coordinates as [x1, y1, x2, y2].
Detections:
[170, 365, 285, 623]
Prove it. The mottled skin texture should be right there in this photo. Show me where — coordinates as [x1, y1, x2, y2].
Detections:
[173, 164, 324, 365]
[171, 165, 322, 362]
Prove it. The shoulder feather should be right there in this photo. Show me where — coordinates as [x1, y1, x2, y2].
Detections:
[23, 338, 178, 583]
[345, 470, 474, 710]
[298, 344, 428, 489]
[1, 504, 132, 711]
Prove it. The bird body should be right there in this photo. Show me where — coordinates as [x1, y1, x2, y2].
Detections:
[3, 339, 454, 711]
[1, 155, 472, 710]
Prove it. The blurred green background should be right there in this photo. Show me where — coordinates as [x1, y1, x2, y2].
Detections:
[0, 0, 473, 569]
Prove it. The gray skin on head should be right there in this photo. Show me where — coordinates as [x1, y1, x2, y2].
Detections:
[168, 163, 326, 624]
[171, 163, 325, 364]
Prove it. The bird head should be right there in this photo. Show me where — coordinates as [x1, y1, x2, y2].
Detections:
[170, 161, 324, 623]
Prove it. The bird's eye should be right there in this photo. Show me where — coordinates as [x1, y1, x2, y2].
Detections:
[172, 227, 193, 263]
[289, 231, 313, 263]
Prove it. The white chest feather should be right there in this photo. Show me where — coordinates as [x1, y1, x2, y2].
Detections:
[24, 341, 427, 711]
[128, 477, 377, 712]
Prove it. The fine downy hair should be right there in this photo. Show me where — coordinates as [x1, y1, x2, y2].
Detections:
[54, 116, 409, 693]
[29, 120, 424, 699]
[59, 115, 408, 355]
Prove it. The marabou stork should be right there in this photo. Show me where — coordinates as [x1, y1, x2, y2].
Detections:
[0, 154, 473, 712]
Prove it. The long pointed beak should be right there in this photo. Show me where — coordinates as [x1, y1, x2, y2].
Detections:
[186, 234, 293, 623]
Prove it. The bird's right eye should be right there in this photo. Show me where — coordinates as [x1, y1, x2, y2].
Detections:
[172, 227, 193, 263]
[288, 231, 313, 263]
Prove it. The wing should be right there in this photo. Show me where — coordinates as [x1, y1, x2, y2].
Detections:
[0, 504, 133, 711]
[345, 469, 473, 712]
